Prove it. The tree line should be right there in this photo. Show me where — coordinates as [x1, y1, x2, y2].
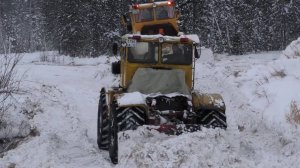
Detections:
[0, 0, 299, 56]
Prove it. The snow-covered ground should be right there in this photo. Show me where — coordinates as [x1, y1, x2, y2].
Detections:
[0, 40, 300, 168]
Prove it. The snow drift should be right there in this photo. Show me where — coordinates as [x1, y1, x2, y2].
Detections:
[0, 50, 300, 168]
[282, 37, 300, 58]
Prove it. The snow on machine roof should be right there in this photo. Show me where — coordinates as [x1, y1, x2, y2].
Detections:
[122, 34, 200, 44]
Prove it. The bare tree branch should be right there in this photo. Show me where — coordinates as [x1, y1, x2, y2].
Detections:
[0, 53, 22, 119]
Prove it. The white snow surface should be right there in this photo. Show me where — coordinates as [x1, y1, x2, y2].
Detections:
[1, 48, 300, 167]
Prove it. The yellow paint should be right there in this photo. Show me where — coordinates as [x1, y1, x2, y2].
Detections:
[121, 61, 193, 89]
[192, 92, 226, 112]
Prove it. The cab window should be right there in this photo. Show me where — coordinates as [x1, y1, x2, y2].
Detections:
[135, 8, 154, 22]
[161, 43, 192, 65]
[128, 42, 158, 63]
[155, 6, 174, 20]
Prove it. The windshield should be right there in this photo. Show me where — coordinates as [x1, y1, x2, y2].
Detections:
[161, 43, 192, 65]
[128, 42, 158, 63]
[155, 6, 175, 20]
[135, 8, 154, 22]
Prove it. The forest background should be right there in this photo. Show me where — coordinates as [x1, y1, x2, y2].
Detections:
[0, 0, 299, 56]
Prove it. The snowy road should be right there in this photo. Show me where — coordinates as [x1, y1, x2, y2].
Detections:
[1, 50, 299, 168]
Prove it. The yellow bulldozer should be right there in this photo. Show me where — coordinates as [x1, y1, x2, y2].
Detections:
[97, 0, 227, 164]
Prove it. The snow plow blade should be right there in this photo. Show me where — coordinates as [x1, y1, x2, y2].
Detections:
[153, 124, 225, 135]
[155, 124, 202, 135]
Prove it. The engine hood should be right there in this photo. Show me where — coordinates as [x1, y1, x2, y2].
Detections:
[127, 68, 191, 95]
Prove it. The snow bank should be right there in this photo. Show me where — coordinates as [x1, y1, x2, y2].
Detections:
[118, 127, 241, 168]
[282, 37, 300, 58]
[217, 52, 300, 138]
[0, 96, 42, 140]
[0, 110, 31, 139]
[242, 60, 300, 135]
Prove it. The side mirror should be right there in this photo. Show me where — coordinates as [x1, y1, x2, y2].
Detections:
[121, 15, 127, 27]
[112, 43, 118, 55]
[127, 25, 132, 32]
[195, 47, 200, 59]
[112, 61, 121, 75]
[175, 11, 180, 18]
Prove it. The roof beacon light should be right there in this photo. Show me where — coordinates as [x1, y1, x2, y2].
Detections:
[132, 4, 140, 9]
[167, 0, 174, 5]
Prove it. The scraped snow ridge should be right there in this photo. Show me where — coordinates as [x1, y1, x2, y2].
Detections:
[1, 49, 300, 168]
